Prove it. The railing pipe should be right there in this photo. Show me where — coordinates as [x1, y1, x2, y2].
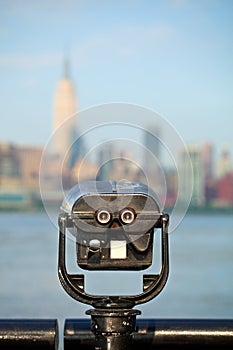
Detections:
[0, 319, 58, 349]
[64, 318, 233, 349]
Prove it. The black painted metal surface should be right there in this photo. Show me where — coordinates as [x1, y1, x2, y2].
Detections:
[0, 319, 58, 349]
[64, 318, 233, 349]
[86, 308, 141, 350]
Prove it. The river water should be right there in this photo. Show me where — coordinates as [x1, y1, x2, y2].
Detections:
[0, 211, 232, 322]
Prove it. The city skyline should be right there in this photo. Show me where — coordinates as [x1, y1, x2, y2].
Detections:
[0, 52, 232, 177]
[0, 0, 233, 157]
[0, 54, 232, 212]
[0, 53, 232, 165]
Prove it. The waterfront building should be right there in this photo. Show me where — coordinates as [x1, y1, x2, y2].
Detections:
[216, 146, 233, 179]
[17, 145, 43, 190]
[0, 142, 42, 191]
[143, 124, 164, 194]
[96, 143, 115, 180]
[216, 173, 233, 206]
[71, 159, 99, 184]
[202, 141, 214, 180]
[0, 142, 43, 208]
[0, 143, 20, 187]
[180, 144, 204, 207]
[164, 168, 178, 208]
[143, 124, 161, 172]
[201, 141, 215, 203]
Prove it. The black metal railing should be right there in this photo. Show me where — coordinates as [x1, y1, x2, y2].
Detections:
[64, 318, 233, 349]
[0, 319, 58, 349]
[0, 318, 233, 349]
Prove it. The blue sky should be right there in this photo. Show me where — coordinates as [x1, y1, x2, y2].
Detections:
[0, 0, 233, 158]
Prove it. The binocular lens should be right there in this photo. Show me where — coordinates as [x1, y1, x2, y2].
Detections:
[120, 208, 135, 224]
[96, 209, 111, 224]
[96, 208, 136, 225]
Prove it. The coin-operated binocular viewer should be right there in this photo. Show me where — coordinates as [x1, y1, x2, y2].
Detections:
[58, 181, 169, 350]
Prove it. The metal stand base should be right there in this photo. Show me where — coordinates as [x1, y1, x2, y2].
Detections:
[86, 308, 141, 350]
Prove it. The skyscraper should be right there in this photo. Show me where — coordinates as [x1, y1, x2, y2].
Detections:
[143, 124, 163, 193]
[202, 141, 214, 180]
[201, 141, 215, 203]
[52, 58, 78, 162]
[143, 125, 161, 171]
[180, 144, 204, 207]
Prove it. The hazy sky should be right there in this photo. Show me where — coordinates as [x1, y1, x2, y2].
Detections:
[0, 0, 233, 157]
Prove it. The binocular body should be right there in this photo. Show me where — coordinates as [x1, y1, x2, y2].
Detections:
[61, 181, 162, 271]
[61, 181, 160, 270]
[58, 180, 169, 308]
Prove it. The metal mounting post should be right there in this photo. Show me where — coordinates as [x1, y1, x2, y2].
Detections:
[86, 308, 141, 350]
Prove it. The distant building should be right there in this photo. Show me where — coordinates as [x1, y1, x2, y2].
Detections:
[52, 58, 79, 167]
[202, 141, 214, 180]
[180, 144, 204, 207]
[143, 125, 161, 172]
[71, 159, 98, 183]
[216, 146, 233, 179]
[165, 168, 178, 208]
[0, 142, 42, 191]
[201, 141, 215, 203]
[216, 173, 233, 206]
[0, 142, 43, 208]
[96, 143, 115, 180]
[0, 143, 20, 190]
[143, 124, 164, 194]
[17, 145, 43, 190]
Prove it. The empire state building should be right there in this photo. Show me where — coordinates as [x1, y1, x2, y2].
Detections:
[52, 59, 78, 165]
